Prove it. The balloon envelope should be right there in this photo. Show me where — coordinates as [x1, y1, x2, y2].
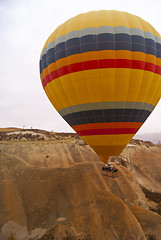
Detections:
[40, 10, 161, 163]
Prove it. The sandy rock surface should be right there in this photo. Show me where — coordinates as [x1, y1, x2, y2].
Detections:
[0, 129, 161, 239]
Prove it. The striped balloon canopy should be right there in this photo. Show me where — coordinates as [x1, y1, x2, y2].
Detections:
[40, 10, 161, 163]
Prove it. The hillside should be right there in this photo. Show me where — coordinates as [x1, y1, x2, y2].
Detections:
[0, 129, 161, 240]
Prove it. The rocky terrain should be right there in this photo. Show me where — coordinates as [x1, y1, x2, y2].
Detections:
[0, 129, 161, 240]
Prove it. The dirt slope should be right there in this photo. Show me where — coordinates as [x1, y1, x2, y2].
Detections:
[130, 205, 161, 239]
[0, 130, 161, 240]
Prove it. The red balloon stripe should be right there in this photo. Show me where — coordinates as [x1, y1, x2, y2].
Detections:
[42, 59, 161, 89]
[77, 128, 139, 136]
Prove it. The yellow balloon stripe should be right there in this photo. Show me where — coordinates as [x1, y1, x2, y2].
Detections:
[82, 134, 134, 146]
[82, 134, 134, 159]
[44, 68, 161, 111]
[91, 144, 126, 162]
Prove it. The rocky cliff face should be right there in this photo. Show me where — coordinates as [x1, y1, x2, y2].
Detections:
[0, 129, 161, 240]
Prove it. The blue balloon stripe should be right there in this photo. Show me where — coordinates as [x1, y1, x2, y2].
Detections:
[40, 32, 161, 73]
[62, 109, 151, 127]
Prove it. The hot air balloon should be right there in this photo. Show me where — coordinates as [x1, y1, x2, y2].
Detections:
[40, 10, 161, 163]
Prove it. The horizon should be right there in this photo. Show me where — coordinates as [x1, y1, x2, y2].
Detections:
[1, 126, 161, 136]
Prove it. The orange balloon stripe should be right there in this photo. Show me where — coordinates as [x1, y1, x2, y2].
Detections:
[42, 59, 161, 88]
[73, 122, 142, 132]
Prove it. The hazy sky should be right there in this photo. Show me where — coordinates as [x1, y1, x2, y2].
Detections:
[1, 0, 161, 134]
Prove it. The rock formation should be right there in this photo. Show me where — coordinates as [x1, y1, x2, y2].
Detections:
[0, 129, 161, 240]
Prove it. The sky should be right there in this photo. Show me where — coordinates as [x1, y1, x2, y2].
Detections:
[1, 0, 161, 134]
